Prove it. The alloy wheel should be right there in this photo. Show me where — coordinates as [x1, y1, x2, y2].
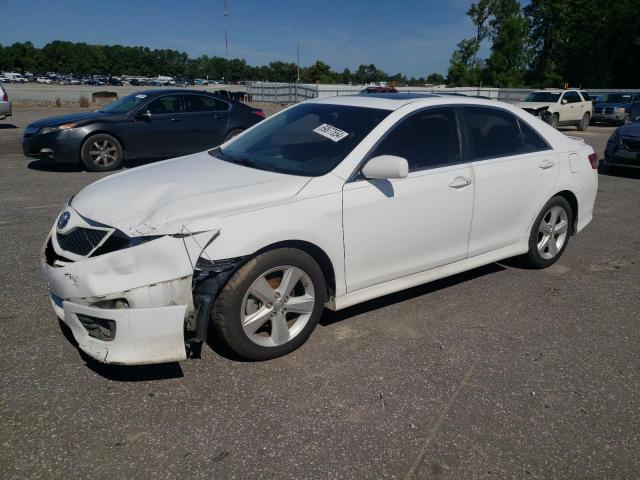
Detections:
[89, 139, 118, 167]
[241, 265, 316, 347]
[537, 206, 569, 260]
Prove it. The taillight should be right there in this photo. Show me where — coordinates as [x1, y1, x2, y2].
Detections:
[587, 152, 598, 169]
[252, 110, 265, 118]
[2, 91, 7, 102]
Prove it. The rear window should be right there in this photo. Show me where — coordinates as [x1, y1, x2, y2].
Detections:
[214, 103, 391, 176]
[522, 92, 561, 103]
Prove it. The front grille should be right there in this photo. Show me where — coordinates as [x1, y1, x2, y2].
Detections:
[56, 228, 108, 256]
[594, 107, 603, 114]
[623, 138, 640, 152]
[604, 107, 614, 114]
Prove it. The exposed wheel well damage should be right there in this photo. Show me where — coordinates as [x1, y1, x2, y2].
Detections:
[554, 190, 578, 234]
[187, 239, 336, 356]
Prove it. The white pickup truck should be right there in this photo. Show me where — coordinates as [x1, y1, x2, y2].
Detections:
[517, 89, 593, 131]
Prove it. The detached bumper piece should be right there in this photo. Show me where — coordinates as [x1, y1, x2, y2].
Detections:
[54, 298, 188, 365]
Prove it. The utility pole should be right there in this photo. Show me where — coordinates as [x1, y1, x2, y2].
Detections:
[224, 0, 229, 59]
[297, 42, 300, 83]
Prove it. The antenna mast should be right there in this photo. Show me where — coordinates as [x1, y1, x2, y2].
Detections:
[224, 0, 229, 59]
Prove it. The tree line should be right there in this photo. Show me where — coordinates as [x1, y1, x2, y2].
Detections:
[448, 0, 639, 88]
[1, 0, 637, 88]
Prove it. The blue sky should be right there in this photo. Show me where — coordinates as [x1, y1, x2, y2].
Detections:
[0, 0, 485, 76]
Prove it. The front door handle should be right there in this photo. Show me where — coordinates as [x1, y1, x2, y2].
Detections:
[538, 159, 556, 169]
[171, 116, 185, 122]
[449, 176, 472, 189]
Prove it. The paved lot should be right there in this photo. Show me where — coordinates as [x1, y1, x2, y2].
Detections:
[1, 108, 639, 479]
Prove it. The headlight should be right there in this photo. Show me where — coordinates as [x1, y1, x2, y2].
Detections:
[607, 130, 621, 145]
[615, 107, 626, 113]
[39, 122, 76, 135]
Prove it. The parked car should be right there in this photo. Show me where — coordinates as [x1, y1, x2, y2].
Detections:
[22, 89, 266, 171]
[517, 89, 592, 130]
[41, 94, 598, 365]
[361, 86, 398, 94]
[591, 93, 640, 125]
[602, 118, 640, 172]
[107, 77, 124, 86]
[195, 79, 209, 86]
[1, 72, 26, 83]
[0, 81, 12, 120]
[36, 76, 52, 84]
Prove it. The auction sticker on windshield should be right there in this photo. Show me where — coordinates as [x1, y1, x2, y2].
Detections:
[313, 124, 349, 142]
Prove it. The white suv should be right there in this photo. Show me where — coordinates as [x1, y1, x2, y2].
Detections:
[0, 81, 12, 120]
[517, 89, 593, 130]
[42, 95, 598, 365]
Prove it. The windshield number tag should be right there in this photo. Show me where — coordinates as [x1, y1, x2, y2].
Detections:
[313, 124, 349, 142]
[135, 94, 147, 99]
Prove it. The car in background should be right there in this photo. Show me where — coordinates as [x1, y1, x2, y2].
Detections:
[107, 77, 124, 86]
[22, 89, 266, 171]
[517, 89, 592, 130]
[591, 93, 640, 125]
[0, 81, 12, 120]
[195, 79, 209, 86]
[36, 77, 52, 84]
[602, 119, 640, 172]
[1, 72, 27, 83]
[361, 86, 398, 94]
[40, 94, 598, 365]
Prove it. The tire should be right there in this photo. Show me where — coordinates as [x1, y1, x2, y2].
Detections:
[521, 196, 573, 269]
[576, 113, 589, 131]
[224, 128, 244, 142]
[550, 113, 559, 129]
[621, 114, 630, 126]
[212, 248, 326, 360]
[81, 133, 123, 171]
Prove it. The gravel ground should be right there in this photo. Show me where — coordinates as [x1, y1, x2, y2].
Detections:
[1, 108, 639, 479]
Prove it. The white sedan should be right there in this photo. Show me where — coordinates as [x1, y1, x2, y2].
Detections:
[42, 94, 598, 365]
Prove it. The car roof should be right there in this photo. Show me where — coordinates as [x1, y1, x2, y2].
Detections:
[307, 93, 495, 111]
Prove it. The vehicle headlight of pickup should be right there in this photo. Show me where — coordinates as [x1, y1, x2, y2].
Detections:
[615, 107, 626, 113]
[39, 122, 77, 135]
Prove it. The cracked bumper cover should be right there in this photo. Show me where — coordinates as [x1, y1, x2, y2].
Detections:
[42, 228, 217, 365]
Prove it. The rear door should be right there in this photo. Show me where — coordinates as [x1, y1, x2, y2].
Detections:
[462, 106, 559, 257]
[127, 94, 186, 159]
[182, 94, 231, 152]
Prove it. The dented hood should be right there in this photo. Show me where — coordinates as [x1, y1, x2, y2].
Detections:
[71, 151, 311, 236]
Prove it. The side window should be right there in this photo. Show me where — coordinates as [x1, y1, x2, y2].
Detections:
[147, 95, 182, 114]
[368, 108, 460, 171]
[563, 91, 581, 104]
[184, 95, 229, 112]
[462, 107, 523, 160]
[518, 119, 550, 153]
[580, 91, 591, 102]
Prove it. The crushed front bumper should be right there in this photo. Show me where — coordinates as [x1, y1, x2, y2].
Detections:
[41, 224, 216, 365]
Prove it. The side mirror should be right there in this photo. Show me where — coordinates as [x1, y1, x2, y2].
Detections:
[136, 109, 152, 119]
[561, 98, 568, 105]
[362, 155, 409, 180]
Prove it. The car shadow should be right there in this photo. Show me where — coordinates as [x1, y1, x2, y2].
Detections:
[58, 319, 185, 381]
[320, 262, 506, 327]
[28, 159, 83, 172]
[0, 123, 17, 129]
[598, 165, 640, 179]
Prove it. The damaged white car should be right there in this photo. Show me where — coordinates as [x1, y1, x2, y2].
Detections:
[42, 94, 598, 365]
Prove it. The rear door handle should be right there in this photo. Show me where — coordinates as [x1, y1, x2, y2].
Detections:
[538, 159, 556, 169]
[449, 176, 472, 189]
[171, 116, 185, 122]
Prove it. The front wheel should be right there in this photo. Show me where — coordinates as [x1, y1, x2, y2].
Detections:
[550, 113, 559, 129]
[212, 248, 326, 360]
[522, 196, 573, 269]
[81, 133, 123, 171]
[576, 113, 589, 131]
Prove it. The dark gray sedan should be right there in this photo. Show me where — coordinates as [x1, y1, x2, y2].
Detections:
[22, 89, 265, 171]
[603, 119, 640, 172]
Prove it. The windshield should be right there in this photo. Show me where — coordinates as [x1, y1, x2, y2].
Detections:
[98, 93, 149, 113]
[602, 94, 631, 103]
[522, 92, 561, 103]
[212, 103, 391, 176]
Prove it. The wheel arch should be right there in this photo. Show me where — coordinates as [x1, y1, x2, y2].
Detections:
[253, 240, 337, 300]
[553, 189, 578, 234]
[80, 130, 127, 160]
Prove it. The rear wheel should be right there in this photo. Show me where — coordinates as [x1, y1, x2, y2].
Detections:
[550, 113, 559, 129]
[576, 113, 589, 131]
[212, 248, 326, 360]
[522, 196, 573, 268]
[81, 133, 123, 171]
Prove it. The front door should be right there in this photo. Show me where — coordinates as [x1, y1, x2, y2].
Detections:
[342, 107, 475, 292]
